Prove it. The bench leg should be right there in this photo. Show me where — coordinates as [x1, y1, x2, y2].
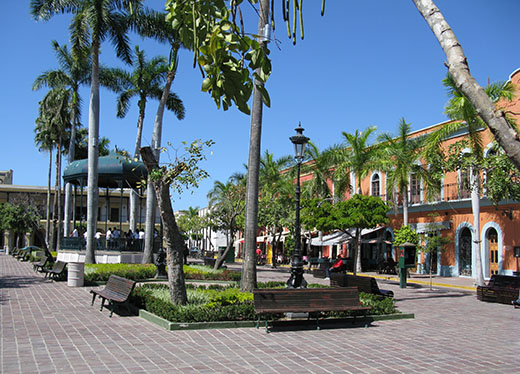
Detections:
[100, 297, 106, 312]
[109, 301, 114, 318]
[91, 292, 97, 306]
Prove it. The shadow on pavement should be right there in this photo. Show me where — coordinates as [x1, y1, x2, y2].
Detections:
[0, 275, 48, 289]
[262, 318, 376, 333]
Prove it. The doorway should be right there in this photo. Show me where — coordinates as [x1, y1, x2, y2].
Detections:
[459, 227, 472, 276]
[487, 228, 499, 276]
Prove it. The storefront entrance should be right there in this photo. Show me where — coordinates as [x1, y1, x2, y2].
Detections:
[487, 228, 499, 276]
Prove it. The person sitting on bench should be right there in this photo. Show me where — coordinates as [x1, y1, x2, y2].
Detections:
[325, 255, 345, 279]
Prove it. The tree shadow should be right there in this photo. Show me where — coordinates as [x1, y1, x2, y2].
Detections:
[0, 275, 48, 289]
[395, 292, 472, 302]
[261, 317, 376, 333]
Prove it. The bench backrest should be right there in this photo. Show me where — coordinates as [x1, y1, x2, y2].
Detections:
[330, 274, 380, 294]
[52, 261, 67, 272]
[487, 275, 520, 288]
[106, 275, 136, 298]
[37, 256, 48, 265]
[253, 287, 362, 314]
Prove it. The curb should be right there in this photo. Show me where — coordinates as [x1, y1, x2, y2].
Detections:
[139, 309, 414, 331]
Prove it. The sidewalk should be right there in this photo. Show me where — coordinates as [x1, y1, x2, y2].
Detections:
[2, 254, 519, 373]
[233, 262, 478, 292]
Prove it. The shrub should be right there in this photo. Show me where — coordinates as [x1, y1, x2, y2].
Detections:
[84, 263, 156, 282]
[130, 283, 399, 323]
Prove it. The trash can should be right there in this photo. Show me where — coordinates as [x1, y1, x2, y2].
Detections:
[67, 262, 85, 287]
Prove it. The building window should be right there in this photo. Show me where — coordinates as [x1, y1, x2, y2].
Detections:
[110, 208, 119, 222]
[410, 174, 421, 204]
[459, 168, 471, 199]
[371, 174, 380, 197]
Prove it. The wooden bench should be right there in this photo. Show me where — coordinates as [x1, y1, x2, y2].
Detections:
[477, 275, 520, 305]
[330, 273, 394, 298]
[307, 257, 320, 273]
[32, 255, 49, 272]
[90, 275, 136, 317]
[42, 261, 67, 281]
[253, 287, 371, 332]
[312, 259, 331, 278]
[203, 256, 216, 267]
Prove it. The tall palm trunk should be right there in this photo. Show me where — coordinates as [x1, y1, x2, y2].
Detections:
[46, 148, 53, 247]
[130, 102, 146, 241]
[64, 103, 79, 237]
[241, 0, 270, 292]
[354, 228, 361, 274]
[86, 40, 100, 264]
[142, 69, 176, 263]
[55, 135, 63, 251]
[471, 167, 484, 286]
[402, 186, 409, 226]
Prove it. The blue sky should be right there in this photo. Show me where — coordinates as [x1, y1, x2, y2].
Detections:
[1, 1, 520, 211]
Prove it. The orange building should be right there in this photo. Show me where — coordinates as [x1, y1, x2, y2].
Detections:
[308, 69, 520, 280]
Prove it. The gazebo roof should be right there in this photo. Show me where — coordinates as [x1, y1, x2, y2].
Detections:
[63, 152, 147, 188]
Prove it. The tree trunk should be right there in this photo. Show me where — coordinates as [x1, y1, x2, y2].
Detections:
[214, 229, 234, 270]
[470, 167, 484, 286]
[140, 146, 187, 305]
[55, 135, 62, 251]
[46, 149, 52, 247]
[63, 104, 79, 237]
[86, 40, 100, 264]
[402, 186, 409, 226]
[354, 228, 362, 275]
[412, 0, 520, 170]
[241, 0, 270, 293]
[143, 68, 176, 263]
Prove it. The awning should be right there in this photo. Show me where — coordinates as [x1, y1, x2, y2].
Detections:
[310, 227, 386, 246]
[410, 221, 450, 234]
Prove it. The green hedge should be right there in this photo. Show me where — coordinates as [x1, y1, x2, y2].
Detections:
[130, 282, 399, 323]
[84, 263, 241, 282]
[85, 264, 156, 282]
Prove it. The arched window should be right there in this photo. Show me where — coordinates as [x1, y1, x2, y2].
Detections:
[371, 173, 380, 197]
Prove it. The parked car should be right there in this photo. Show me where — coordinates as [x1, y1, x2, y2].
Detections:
[189, 247, 201, 258]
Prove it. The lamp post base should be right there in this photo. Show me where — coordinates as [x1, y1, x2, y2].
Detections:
[287, 266, 307, 288]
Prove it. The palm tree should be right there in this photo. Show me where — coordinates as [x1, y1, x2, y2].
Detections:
[31, 0, 143, 263]
[241, 0, 271, 292]
[378, 118, 435, 226]
[258, 151, 293, 267]
[34, 87, 72, 251]
[103, 46, 184, 262]
[33, 40, 90, 237]
[426, 73, 515, 286]
[34, 118, 54, 247]
[332, 126, 380, 196]
[130, 8, 186, 264]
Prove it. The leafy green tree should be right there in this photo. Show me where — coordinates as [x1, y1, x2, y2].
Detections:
[31, 0, 144, 263]
[206, 173, 246, 269]
[419, 216, 450, 290]
[140, 140, 213, 305]
[481, 145, 520, 204]
[302, 195, 390, 274]
[0, 203, 40, 249]
[393, 225, 420, 247]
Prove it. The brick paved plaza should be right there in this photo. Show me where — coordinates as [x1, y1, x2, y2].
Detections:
[1, 253, 519, 373]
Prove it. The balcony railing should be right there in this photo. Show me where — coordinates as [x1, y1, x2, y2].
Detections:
[61, 237, 161, 252]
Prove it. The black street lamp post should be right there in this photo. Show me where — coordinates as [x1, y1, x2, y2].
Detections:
[287, 122, 309, 289]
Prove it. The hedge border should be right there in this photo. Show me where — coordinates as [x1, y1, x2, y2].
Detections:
[139, 309, 415, 331]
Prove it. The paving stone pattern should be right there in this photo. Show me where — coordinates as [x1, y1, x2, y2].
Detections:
[1, 254, 520, 373]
